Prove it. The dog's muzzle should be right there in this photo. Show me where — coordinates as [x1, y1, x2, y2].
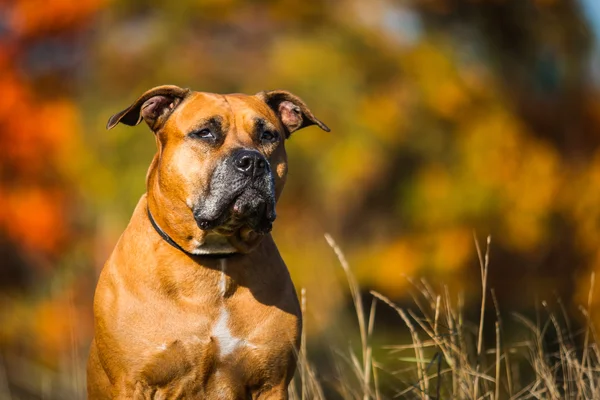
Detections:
[194, 149, 277, 235]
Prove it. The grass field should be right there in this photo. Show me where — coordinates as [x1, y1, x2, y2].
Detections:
[289, 235, 600, 400]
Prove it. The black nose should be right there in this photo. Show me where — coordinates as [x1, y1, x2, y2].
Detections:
[233, 150, 268, 178]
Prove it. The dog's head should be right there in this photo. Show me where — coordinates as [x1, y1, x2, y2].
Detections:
[107, 85, 329, 254]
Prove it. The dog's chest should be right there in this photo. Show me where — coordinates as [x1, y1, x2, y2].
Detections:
[205, 260, 259, 358]
[136, 260, 296, 395]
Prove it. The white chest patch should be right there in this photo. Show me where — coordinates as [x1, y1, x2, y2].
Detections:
[212, 307, 244, 357]
[211, 259, 257, 358]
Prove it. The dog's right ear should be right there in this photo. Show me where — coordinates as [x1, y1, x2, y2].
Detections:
[106, 85, 191, 131]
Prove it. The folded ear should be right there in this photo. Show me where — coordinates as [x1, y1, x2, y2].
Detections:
[256, 90, 330, 137]
[106, 85, 191, 131]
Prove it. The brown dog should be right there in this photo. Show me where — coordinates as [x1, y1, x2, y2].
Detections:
[87, 85, 329, 399]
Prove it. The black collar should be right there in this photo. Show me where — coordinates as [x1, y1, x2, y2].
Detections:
[146, 207, 238, 259]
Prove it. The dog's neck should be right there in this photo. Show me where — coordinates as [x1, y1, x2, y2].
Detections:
[114, 195, 284, 299]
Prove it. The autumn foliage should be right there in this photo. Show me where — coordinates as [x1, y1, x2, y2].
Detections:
[0, 0, 102, 379]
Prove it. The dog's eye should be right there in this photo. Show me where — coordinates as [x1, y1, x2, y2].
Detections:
[261, 131, 278, 142]
[190, 129, 214, 139]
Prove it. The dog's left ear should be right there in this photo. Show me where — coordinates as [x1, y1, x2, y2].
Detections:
[257, 90, 330, 137]
[106, 85, 191, 131]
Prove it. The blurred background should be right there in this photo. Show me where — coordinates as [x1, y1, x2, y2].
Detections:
[2, 0, 600, 398]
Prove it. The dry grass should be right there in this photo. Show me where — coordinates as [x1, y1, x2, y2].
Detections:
[290, 234, 600, 400]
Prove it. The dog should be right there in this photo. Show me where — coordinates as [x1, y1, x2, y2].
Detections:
[86, 85, 329, 399]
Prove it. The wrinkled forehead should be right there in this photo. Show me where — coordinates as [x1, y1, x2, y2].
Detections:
[172, 92, 280, 132]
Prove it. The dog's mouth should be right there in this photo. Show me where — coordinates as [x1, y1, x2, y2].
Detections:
[193, 187, 276, 238]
